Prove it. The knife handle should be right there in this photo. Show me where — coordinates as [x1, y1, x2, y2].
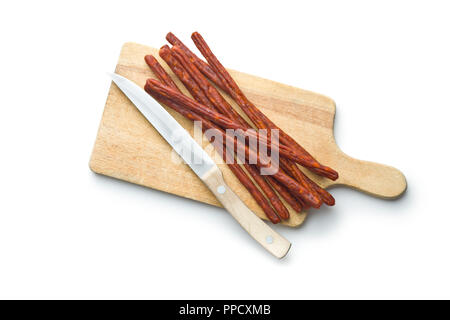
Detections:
[202, 167, 291, 258]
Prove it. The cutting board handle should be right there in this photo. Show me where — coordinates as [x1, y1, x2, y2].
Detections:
[331, 152, 407, 199]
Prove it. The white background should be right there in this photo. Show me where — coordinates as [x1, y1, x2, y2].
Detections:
[0, 0, 449, 299]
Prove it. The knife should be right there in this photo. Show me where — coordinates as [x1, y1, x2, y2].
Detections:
[109, 73, 291, 258]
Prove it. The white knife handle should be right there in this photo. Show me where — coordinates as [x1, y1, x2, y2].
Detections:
[202, 167, 291, 258]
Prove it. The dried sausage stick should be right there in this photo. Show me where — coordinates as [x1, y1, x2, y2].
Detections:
[165, 33, 336, 203]
[167, 48, 290, 218]
[166, 32, 228, 93]
[266, 176, 303, 213]
[171, 45, 248, 127]
[146, 79, 327, 168]
[157, 46, 217, 111]
[279, 158, 322, 206]
[144, 58, 281, 223]
[145, 80, 321, 208]
[191, 32, 338, 181]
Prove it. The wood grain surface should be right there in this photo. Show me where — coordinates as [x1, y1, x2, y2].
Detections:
[89, 42, 407, 227]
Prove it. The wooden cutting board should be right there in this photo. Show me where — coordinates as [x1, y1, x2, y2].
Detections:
[89, 42, 407, 227]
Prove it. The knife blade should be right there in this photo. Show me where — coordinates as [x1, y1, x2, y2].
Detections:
[109, 73, 291, 258]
